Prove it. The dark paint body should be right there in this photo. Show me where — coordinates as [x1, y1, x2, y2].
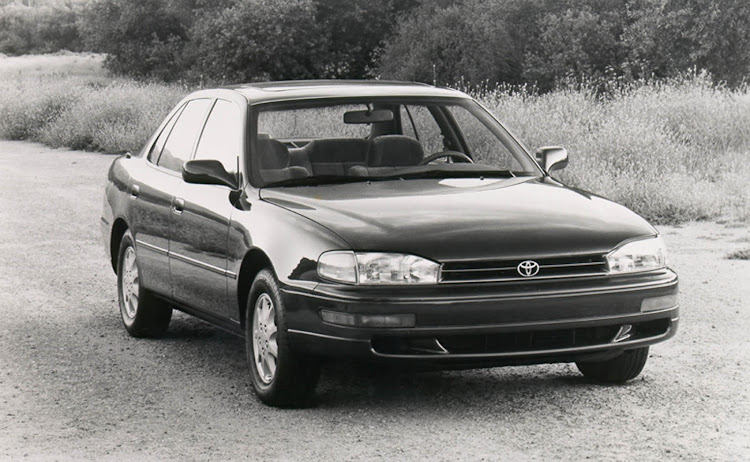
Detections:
[101, 81, 678, 367]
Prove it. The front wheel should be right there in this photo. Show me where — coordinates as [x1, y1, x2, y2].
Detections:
[246, 269, 320, 408]
[576, 347, 649, 383]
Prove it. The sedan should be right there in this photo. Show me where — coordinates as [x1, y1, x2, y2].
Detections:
[101, 80, 679, 407]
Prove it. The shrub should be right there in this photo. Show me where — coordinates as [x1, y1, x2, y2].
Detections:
[78, 0, 189, 81]
[378, 0, 528, 86]
[0, 3, 82, 56]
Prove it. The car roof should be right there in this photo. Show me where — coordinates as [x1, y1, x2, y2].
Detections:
[211, 80, 471, 104]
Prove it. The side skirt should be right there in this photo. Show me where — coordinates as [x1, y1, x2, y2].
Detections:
[151, 293, 245, 338]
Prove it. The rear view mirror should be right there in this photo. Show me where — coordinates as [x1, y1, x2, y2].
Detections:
[535, 146, 569, 173]
[344, 109, 394, 124]
[182, 159, 238, 189]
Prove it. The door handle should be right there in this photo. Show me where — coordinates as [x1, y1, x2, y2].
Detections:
[130, 184, 140, 199]
[173, 197, 185, 214]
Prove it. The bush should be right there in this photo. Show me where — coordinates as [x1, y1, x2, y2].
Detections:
[378, 0, 528, 86]
[78, 0, 190, 81]
[0, 3, 82, 55]
[188, 0, 326, 83]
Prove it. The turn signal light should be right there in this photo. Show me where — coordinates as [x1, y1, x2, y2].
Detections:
[320, 310, 415, 328]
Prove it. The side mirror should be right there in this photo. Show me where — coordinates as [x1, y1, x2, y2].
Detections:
[535, 146, 569, 173]
[182, 159, 238, 189]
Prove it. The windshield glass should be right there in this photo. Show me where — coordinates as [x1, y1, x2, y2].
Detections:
[252, 98, 539, 187]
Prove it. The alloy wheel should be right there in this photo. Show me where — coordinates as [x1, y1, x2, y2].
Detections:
[121, 246, 139, 319]
[252, 293, 278, 384]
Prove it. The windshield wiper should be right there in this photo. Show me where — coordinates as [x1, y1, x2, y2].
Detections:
[374, 168, 518, 181]
[263, 175, 372, 188]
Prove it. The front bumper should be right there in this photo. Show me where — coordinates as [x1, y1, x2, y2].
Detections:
[282, 269, 679, 367]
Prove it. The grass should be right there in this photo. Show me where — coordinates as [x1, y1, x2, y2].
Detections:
[0, 53, 185, 153]
[0, 51, 105, 80]
[0, 53, 748, 224]
[475, 74, 750, 224]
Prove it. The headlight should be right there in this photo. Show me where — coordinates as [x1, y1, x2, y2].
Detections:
[607, 236, 667, 274]
[318, 251, 439, 285]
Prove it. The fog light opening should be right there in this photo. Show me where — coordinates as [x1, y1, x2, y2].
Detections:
[320, 310, 415, 328]
[641, 294, 678, 312]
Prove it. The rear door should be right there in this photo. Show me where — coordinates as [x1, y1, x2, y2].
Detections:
[169, 98, 245, 318]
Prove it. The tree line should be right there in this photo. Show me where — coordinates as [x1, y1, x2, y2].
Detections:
[2, 0, 749, 90]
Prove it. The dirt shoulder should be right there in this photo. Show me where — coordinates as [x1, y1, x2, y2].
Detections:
[0, 141, 748, 461]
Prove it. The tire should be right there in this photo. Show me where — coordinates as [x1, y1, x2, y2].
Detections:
[117, 230, 172, 338]
[576, 347, 649, 383]
[246, 269, 320, 408]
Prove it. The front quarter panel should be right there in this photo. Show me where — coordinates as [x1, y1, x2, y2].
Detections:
[226, 190, 350, 318]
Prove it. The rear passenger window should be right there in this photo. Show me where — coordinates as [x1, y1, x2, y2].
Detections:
[194, 100, 243, 175]
[147, 104, 185, 163]
[157, 99, 211, 173]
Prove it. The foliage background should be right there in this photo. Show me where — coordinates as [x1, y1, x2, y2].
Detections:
[3, 0, 749, 89]
[1, 0, 749, 224]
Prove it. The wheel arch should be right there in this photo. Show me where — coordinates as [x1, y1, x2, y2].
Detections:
[110, 218, 129, 274]
[237, 248, 274, 329]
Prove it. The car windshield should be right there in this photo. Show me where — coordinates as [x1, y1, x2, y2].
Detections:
[251, 98, 540, 187]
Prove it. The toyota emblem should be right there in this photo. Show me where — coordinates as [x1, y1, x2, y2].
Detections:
[517, 260, 540, 277]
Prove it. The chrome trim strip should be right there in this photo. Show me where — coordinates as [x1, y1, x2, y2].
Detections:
[442, 266, 517, 273]
[134, 239, 236, 279]
[289, 275, 677, 303]
[135, 239, 169, 256]
[439, 252, 604, 264]
[440, 271, 609, 284]
[170, 251, 238, 279]
[541, 261, 606, 269]
[287, 329, 370, 343]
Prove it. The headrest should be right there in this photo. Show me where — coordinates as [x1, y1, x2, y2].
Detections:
[302, 138, 369, 163]
[257, 138, 290, 169]
[368, 135, 424, 167]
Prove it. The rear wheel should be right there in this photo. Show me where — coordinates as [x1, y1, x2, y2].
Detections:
[117, 230, 172, 338]
[576, 347, 649, 383]
[246, 269, 320, 408]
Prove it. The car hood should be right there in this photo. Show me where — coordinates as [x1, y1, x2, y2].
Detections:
[259, 177, 656, 261]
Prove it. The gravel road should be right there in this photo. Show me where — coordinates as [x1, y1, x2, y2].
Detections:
[0, 140, 748, 461]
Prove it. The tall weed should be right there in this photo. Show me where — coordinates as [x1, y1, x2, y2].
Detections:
[0, 60, 747, 224]
[41, 81, 184, 153]
[475, 76, 750, 223]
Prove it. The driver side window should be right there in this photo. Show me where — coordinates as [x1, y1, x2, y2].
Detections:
[194, 99, 243, 176]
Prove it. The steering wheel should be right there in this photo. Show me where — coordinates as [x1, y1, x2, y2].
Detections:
[418, 150, 474, 166]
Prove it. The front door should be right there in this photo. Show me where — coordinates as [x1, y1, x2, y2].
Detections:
[169, 99, 244, 318]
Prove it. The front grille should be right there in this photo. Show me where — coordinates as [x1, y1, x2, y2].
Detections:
[439, 254, 608, 283]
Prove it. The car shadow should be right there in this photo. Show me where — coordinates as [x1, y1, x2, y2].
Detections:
[114, 314, 640, 412]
